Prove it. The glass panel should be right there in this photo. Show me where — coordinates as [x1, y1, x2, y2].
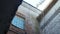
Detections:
[12, 16, 25, 29]
[24, 0, 45, 7]
[38, 0, 53, 11]
[24, 0, 52, 11]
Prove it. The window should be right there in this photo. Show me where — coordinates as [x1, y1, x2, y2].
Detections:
[24, 0, 53, 11]
[11, 16, 25, 29]
[24, 0, 45, 7]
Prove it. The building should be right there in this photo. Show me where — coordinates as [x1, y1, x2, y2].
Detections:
[7, 0, 60, 34]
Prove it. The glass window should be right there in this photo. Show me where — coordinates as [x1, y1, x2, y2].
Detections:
[24, 0, 45, 7]
[11, 16, 25, 29]
[24, 0, 53, 11]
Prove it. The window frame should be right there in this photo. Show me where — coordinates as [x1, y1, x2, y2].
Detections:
[11, 12, 26, 30]
[37, 0, 58, 22]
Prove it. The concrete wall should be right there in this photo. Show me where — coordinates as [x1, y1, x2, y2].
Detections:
[16, 1, 39, 34]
